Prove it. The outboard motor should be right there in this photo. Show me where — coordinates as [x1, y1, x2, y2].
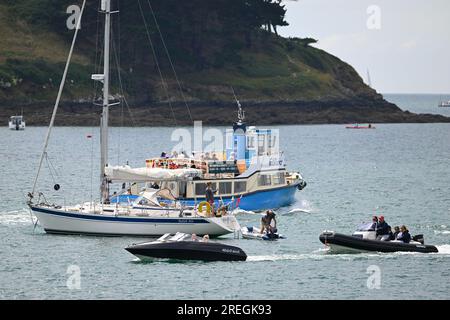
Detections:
[413, 234, 425, 244]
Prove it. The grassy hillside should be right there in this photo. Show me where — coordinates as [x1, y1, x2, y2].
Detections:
[0, 1, 448, 125]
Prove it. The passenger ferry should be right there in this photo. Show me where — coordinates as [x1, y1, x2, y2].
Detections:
[111, 109, 307, 211]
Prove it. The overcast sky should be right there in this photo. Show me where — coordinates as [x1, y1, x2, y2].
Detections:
[279, 0, 450, 94]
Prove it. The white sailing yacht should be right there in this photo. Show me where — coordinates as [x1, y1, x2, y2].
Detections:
[27, 0, 239, 237]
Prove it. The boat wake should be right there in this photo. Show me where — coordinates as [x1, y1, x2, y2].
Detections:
[247, 254, 311, 262]
[287, 208, 312, 214]
[232, 208, 258, 215]
[436, 244, 450, 254]
[286, 200, 316, 215]
[0, 209, 34, 226]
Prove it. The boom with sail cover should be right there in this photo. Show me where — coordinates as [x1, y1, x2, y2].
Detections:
[105, 166, 202, 182]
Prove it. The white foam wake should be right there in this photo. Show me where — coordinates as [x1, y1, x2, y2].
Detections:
[436, 244, 450, 254]
[247, 254, 310, 262]
[232, 208, 257, 215]
[287, 208, 312, 214]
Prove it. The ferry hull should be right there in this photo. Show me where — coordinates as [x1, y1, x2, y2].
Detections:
[181, 184, 299, 211]
[30, 206, 236, 237]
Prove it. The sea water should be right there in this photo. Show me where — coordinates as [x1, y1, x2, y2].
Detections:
[0, 94, 449, 299]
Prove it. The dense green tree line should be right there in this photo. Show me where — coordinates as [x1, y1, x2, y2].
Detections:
[6, 0, 289, 70]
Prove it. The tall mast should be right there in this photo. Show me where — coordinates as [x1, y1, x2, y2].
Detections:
[100, 0, 111, 202]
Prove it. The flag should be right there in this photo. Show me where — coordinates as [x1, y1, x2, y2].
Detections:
[236, 195, 243, 208]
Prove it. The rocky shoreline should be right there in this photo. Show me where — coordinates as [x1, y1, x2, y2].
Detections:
[2, 98, 449, 126]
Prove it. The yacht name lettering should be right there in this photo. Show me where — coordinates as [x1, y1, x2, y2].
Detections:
[178, 304, 211, 318]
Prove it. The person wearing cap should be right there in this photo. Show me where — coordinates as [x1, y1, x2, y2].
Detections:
[260, 210, 277, 234]
[376, 216, 391, 240]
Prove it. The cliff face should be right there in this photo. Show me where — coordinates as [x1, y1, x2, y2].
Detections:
[0, 1, 448, 125]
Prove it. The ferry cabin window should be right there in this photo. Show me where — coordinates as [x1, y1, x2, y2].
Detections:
[258, 135, 266, 155]
[272, 172, 285, 185]
[247, 136, 255, 149]
[219, 182, 232, 195]
[195, 182, 217, 196]
[234, 181, 247, 193]
[257, 174, 271, 187]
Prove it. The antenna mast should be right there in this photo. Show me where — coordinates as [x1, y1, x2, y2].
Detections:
[231, 87, 245, 124]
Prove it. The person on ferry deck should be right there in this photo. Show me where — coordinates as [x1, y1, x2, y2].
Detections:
[212, 153, 219, 161]
[396, 225, 411, 243]
[205, 182, 217, 215]
[376, 216, 390, 239]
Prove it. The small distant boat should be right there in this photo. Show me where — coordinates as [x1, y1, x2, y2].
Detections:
[346, 124, 375, 130]
[241, 226, 285, 241]
[438, 100, 450, 108]
[126, 233, 247, 262]
[9, 116, 26, 130]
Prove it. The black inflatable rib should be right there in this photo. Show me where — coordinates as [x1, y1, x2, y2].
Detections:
[320, 232, 438, 253]
[126, 240, 247, 262]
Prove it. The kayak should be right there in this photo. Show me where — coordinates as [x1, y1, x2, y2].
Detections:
[241, 226, 285, 241]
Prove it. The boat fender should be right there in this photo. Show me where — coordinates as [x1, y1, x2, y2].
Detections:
[298, 181, 307, 190]
[198, 201, 212, 216]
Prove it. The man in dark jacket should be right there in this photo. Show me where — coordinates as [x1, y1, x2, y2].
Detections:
[205, 182, 217, 215]
[393, 226, 400, 239]
[376, 216, 390, 239]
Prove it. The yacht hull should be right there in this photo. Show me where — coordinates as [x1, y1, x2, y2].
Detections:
[30, 206, 237, 237]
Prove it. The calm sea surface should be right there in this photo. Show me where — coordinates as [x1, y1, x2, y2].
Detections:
[1, 94, 449, 300]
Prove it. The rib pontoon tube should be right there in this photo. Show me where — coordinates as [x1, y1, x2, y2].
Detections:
[320, 231, 438, 253]
[126, 233, 247, 261]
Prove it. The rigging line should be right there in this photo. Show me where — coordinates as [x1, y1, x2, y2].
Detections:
[146, 0, 193, 123]
[110, 32, 124, 164]
[117, 0, 123, 165]
[111, 30, 139, 130]
[137, 0, 178, 126]
[45, 153, 60, 180]
[31, 0, 87, 196]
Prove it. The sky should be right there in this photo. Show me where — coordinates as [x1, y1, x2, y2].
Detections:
[279, 0, 450, 94]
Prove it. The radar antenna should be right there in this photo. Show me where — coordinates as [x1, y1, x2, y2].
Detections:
[231, 87, 245, 123]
